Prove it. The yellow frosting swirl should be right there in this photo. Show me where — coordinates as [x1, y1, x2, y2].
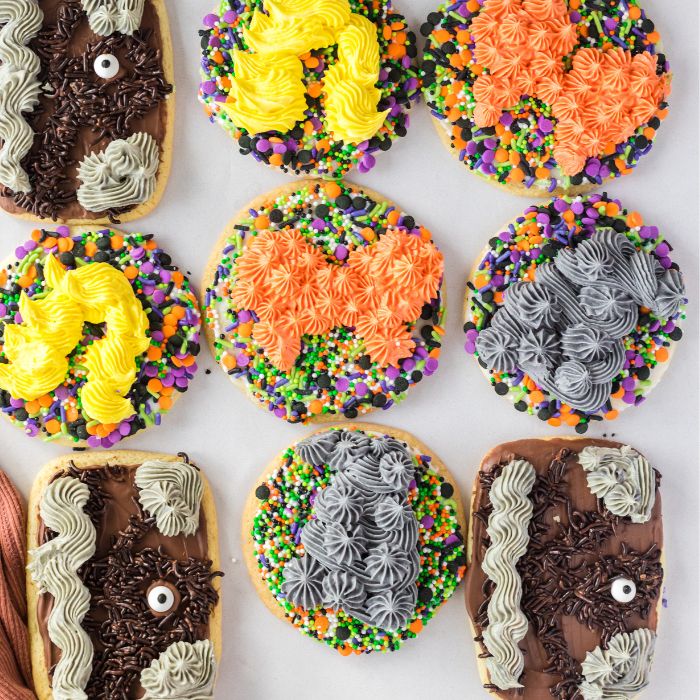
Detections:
[222, 51, 307, 134]
[243, 0, 350, 56]
[0, 254, 149, 424]
[230, 0, 385, 142]
[323, 14, 389, 144]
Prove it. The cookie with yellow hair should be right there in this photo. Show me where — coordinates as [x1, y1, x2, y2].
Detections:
[0, 226, 200, 447]
[198, 0, 419, 178]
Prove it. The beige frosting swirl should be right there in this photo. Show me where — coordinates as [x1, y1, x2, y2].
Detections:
[0, 0, 43, 193]
[482, 459, 536, 690]
[80, 0, 144, 36]
[135, 459, 203, 537]
[27, 477, 97, 700]
[76, 131, 159, 213]
[140, 640, 216, 699]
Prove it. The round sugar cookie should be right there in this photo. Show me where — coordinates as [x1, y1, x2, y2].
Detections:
[464, 193, 687, 431]
[420, 0, 671, 196]
[198, 0, 419, 178]
[203, 179, 445, 424]
[0, 226, 201, 447]
[465, 436, 664, 698]
[243, 422, 467, 654]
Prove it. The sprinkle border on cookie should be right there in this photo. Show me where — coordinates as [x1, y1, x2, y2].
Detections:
[204, 180, 445, 424]
[199, 0, 419, 178]
[464, 193, 686, 432]
[420, 0, 671, 194]
[0, 227, 200, 446]
[249, 425, 466, 654]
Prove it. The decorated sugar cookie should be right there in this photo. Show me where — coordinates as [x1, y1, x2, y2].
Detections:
[421, 0, 671, 195]
[464, 194, 686, 431]
[466, 437, 663, 698]
[198, 0, 419, 177]
[0, 0, 174, 223]
[243, 423, 466, 654]
[26, 451, 222, 700]
[203, 180, 445, 424]
[0, 227, 200, 446]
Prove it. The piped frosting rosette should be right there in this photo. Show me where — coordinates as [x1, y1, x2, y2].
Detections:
[245, 424, 466, 654]
[199, 0, 419, 178]
[0, 227, 201, 446]
[203, 180, 445, 424]
[421, 0, 671, 195]
[464, 194, 686, 431]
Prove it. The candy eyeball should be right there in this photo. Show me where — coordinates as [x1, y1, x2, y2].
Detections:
[147, 582, 178, 614]
[611, 577, 637, 603]
[94, 54, 119, 80]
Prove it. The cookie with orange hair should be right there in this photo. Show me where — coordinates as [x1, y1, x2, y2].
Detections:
[202, 180, 445, 423]
[420, 0, 671, 196]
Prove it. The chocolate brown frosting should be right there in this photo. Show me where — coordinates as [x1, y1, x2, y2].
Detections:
[0, 0, 171, 221]
[36, 462, 218, 699]
[465, 438, 663, 700]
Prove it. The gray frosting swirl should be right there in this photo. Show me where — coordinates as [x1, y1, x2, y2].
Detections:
[579, 445, 656, 523]
[0, 0, 43, 193]
[135, 459, 203, 538]
[28, 477, 97, 700]
[280, 554, 325, 610]
[482, 459, 536, 690]
[579, 629, 656, 699]
[80, 0, 145, 36]
[140, 640, 216, 700]
[285, 428, 422, 631]
[76, 131, 159, 213]
[476, 229, 686, 412]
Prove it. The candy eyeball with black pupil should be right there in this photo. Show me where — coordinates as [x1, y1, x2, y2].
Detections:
[147, 584, 175, 613]
[94, 54, 119, 79]
[611, 577, 637, 603]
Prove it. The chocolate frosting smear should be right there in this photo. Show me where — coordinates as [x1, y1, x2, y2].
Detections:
[0, 0, 172, 222]
[466, 438, 663, 700]
[37, 459, 221, 699]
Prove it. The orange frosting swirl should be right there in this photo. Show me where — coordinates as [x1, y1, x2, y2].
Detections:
[230, 227, 443, 370]
[469, 0, 576, 128]
[552, 48, 670, 176]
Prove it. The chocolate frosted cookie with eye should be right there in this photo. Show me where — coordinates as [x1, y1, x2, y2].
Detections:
[466, 437, 664, 699]
[420, 0, 670, 195]
[243, 423, 466, 654]
[0, 0, 173, 223]
[464, 194, 686, 432]
[198, 0, 418, 177]
[203, 180, 445, 424]
[26, 451, 222, 700]
[0, 226, 200, 447]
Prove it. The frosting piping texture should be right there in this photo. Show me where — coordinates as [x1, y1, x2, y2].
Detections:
[0, 0, 43, 193]
[28, 477, 97, 700]
[481, 458, 536, 690]
[80, 0, 145, 36]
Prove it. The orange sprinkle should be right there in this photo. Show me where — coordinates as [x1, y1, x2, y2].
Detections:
[338, 645, 352, 657]
[147, 378, 163, 394]
[255, 215, 270, 230]
[626, 211, 643, 228]
[147, 346, 162, 361]
[547, 417, 562, 427]
[315, 616, 329, 634]
[172, 271, 184, 287]
[309, 399, 323, 415]
[45, 419, 61, 434]
[628, 5, 640, 19]
[409, 619, 423, 634]
[325, 182, 341, 199]
[605, 409, 619, 420]
[307, 82, 322, 99]
[655, 347, 669, 362]
[25, 400, 40, 415]
[529, 390, 545, 405]
[159, 396, 173, 411]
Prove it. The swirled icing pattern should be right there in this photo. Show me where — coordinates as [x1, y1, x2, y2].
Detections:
[135, 459, 204, 537]
[140, 640, 216, 700]
[0, 0, 42, 193]
[476, 229, 686, 412]
[76, 132, 159, 214]
[323, 14, 389, 143]
[224, 0, 385, 143]
[80, 0, 145, 36]
[281, 429, 420, 631]
[0, 254, 149, 424]
[28, 477, 97, 700]
[482, 459, 536, 690]
[579, 445, 656, 523]
[579, 629, 656, 700]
